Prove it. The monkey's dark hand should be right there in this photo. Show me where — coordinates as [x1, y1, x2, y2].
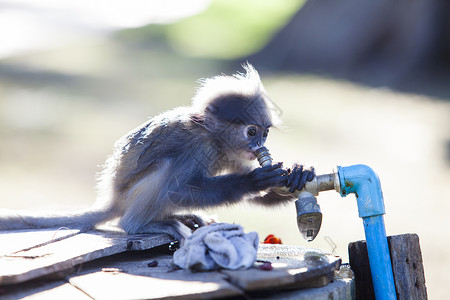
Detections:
[245, 162, 287, 192]
[285, 164, 315, 192]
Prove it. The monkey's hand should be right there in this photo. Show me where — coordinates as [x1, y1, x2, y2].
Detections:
[285, 164, 315, 192]
[245, 163, 287, 192]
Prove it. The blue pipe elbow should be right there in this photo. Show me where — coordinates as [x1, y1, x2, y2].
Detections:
[337, 164, 385, 218]
[337, 164, 396, 300]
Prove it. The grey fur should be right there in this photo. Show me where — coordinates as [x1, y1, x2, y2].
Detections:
[0, 64, 294, 241]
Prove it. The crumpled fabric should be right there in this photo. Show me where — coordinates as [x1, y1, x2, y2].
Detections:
[173, 222, 259, 272]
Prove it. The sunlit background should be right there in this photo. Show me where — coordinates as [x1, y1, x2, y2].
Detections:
[1, 0, 449, 298]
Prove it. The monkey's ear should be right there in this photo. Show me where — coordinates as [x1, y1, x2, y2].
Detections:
[203, 104, 226, 133]
[205, 104, 218, 116]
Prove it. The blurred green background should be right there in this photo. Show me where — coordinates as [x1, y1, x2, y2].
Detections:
[1, 0, 449, 298]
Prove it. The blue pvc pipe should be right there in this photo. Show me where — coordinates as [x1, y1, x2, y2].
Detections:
[363, 215, 396, 300]
[338, 165, 396, 300]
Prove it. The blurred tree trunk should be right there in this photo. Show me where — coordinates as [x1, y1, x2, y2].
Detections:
[250, 0, 450, 85]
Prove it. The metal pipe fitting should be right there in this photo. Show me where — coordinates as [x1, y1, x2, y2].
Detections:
[255, 147, 339, 196]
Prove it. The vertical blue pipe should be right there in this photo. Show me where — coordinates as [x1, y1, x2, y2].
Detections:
[363, 216, 396, 299]
[338, 165, 396, 300]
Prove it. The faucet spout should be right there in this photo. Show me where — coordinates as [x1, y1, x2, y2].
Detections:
[295, 192, 322, 241]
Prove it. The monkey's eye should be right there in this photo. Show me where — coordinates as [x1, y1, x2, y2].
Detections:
[263, 129, 269, 137]
[247, 127, 257, 137]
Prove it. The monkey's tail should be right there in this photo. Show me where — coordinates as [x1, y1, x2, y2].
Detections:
[0, 207, 113, 232]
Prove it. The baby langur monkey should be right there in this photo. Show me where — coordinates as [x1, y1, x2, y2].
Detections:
[0, 63, 314, 241]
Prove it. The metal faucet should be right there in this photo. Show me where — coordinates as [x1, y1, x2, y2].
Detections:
[254, 147, 339, 241]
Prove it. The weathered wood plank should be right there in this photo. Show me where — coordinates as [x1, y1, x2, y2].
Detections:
[223, 244, 341, 291]
[1, 280, 91, 300]
[70, 270, 242, 300]
[0, 229, 79, 256]
[0, 230, 173, 285]
[68, 245, 345, 300]
[348, 233, 428, 300]
[67, 249, 242, 299]
[348, 238, 374, 300]
[388, 234, 428, 300]
[2, 244, 351, 300]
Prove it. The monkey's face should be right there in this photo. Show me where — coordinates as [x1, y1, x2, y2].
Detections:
[243, 124, 269, 159]
[221, 124, 269, 161]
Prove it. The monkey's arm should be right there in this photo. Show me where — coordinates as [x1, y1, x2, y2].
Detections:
[248, 164, 316, 206]
[247, 190, 296, 206]
[168, 164, 287, 209]
[284, 164, 315, 193]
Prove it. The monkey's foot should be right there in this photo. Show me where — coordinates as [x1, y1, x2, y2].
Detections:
[133, 220, 192, 242]
[169, 214, 209, 232]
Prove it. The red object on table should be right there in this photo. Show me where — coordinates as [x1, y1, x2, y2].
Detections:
[263, 234, 282, 244]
